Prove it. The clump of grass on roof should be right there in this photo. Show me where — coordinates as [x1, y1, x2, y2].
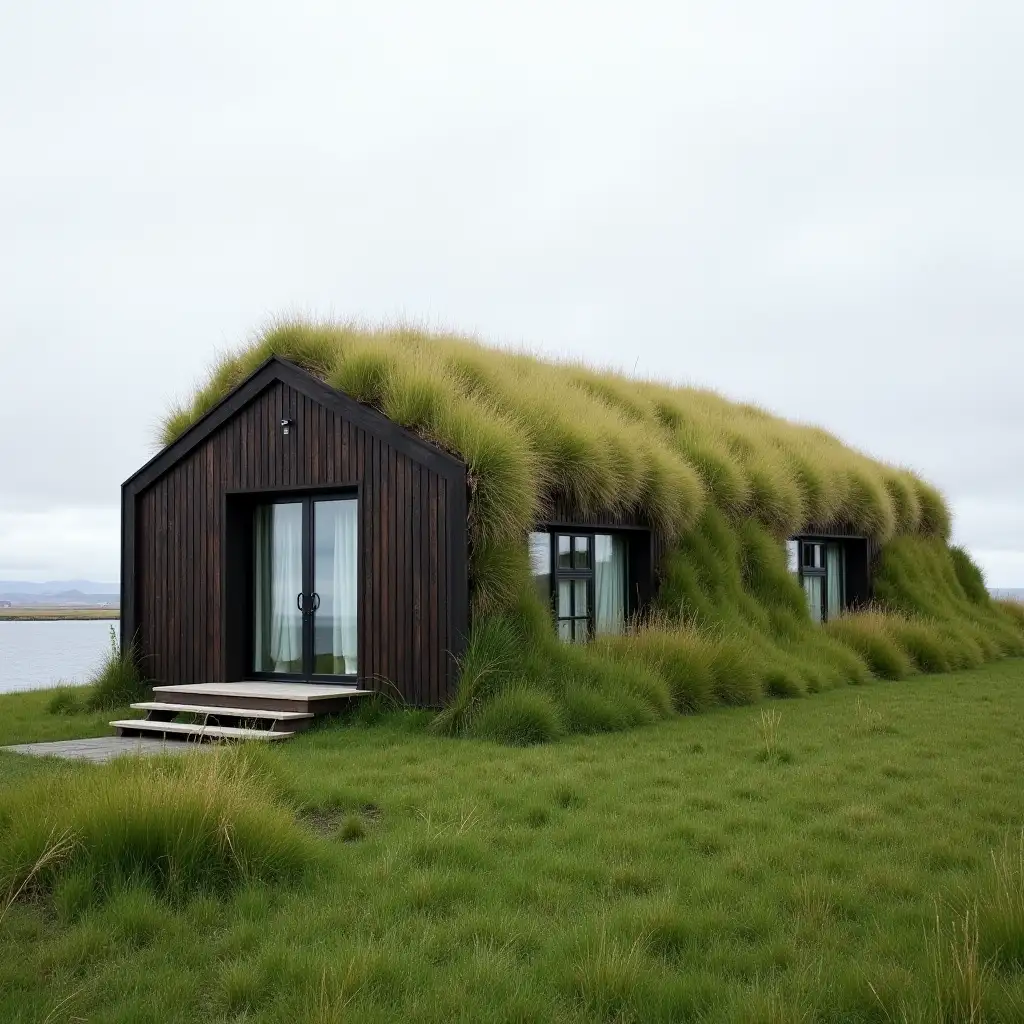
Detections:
[163, 321, 1024, 742]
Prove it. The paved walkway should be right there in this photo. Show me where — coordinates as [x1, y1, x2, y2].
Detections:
[1, 736, 212, 763]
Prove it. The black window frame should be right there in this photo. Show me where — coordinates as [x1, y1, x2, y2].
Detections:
[797, 538, 844, 623]
[529, 528, 639, 643]
[554, 533, 594, 642]
[249, 491, 360, 682]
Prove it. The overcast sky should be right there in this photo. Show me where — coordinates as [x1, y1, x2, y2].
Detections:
[0, 1, 1020, 586]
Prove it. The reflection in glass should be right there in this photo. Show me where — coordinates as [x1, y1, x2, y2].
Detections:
[529, 532, 552, 609]
[557, 535, 572, 570]
[574, 536, 590, 569]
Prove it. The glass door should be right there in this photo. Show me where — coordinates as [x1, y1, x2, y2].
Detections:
[252, 496, 358, 679]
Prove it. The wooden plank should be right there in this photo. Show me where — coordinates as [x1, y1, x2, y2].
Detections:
[427, 471, 438, 706]
[304, 392, 313, 485]
[437, 475, 447, 705]
[371, 429, 381, 689]
[168, 469, 178, 685]
[185, 458, 194, 683]
[180, 463, 188, 684]
[396, 453, 406, 696]
[447, 463, 469, 702]
[411, 462, 422, 705]
[360, 429, 372, 687]
[322, 403, 332, 485]
[380, 440, 391, 686]
[205, 441, 215, 680]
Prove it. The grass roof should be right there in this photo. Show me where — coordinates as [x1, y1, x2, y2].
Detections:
[163, 320, 949, 548]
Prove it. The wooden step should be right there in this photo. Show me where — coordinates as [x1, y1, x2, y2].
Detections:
[152, 682, 372, 714]
[130, 701, 313, 722]
[110, 719, 294, 742]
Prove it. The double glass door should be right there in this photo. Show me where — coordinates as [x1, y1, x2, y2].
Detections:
[253, 496, 358, 679]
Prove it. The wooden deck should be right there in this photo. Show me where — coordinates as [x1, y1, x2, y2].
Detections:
[111, 681, 371, 743]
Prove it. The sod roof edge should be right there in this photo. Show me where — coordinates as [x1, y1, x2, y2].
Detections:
[154, 323, 951, 544]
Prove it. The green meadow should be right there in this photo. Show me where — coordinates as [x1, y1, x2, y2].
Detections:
[3, 322, 1020, 1021]
[2, 660, 1023, 1023]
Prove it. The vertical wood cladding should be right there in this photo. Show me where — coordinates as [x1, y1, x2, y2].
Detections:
[127, 368, 467, 707]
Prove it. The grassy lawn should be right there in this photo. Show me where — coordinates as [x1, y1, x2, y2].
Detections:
[2, 662, 1023, 1022]
[0, 608, 118, 620]
[0, 688, 126, 746]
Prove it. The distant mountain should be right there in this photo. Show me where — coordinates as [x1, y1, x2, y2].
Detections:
[0, 581, 119, 607]
[0, 580, 118, 596]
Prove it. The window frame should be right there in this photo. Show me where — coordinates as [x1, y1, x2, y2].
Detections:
[796, 537, 845, 623]
[553, 533, 595, 642]
[250, 491, 360, 682]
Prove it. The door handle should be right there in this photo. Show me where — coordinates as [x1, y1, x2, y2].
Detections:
[296, 592, 306, 613]
[311, 592, 321, 612]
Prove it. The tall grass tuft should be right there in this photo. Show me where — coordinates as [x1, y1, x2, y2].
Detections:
[825, 614, 915, 681]
[473, 687, 562, 746]
[980, 832, 1024, 972]
[46, 685, 85, 716]
[85, 626, 149, 711]
[930, 905, 989, 1023]
[431, 616, 524, 737]
[0, 748, 317, 904]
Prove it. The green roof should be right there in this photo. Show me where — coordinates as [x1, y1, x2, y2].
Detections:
[164, 320, 949, 553]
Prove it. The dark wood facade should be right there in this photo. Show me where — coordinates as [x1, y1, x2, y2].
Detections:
[121, 358, 468, 707]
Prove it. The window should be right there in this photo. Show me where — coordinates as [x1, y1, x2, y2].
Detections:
[795, 537, 844, 623]
[530, 530, 629, 641]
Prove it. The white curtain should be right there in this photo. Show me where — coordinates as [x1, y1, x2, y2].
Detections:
[803, 574, 824, 624]
[254, 503, 303, 673]
[594, 534, 626, 635]
[270, 504, 303, 671]
[332, 501, 359, 675]
[825, 543, 844, 621]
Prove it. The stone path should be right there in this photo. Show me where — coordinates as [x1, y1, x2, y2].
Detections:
[1, 736, 212, 763]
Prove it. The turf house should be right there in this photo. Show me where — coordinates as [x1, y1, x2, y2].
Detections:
[119, 322, 1024, 741]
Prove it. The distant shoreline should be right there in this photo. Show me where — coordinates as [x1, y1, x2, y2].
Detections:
[0, 608, 119, 622]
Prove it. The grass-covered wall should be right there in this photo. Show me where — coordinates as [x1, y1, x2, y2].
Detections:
[163, 322, 1024, 742]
